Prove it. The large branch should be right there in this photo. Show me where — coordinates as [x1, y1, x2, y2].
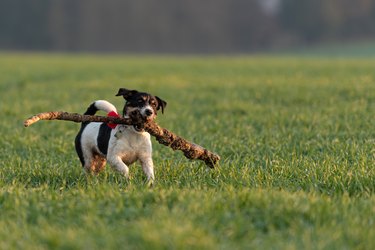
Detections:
[24, 111, 135, 127]
[24, 111, 220, 168]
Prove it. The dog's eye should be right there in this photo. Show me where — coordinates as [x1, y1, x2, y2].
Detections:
[138, 99, 143, 103]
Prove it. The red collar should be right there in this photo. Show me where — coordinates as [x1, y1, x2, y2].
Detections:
[107, 111, 119, 129]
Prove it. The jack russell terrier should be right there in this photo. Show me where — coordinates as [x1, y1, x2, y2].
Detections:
[74, 88, 167, 183]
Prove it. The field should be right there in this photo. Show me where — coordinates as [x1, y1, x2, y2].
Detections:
[0, 53, 374, 249]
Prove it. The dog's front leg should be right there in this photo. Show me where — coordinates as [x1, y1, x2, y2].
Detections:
[107, 155, 130, 179]
[139, 157, 155, 185]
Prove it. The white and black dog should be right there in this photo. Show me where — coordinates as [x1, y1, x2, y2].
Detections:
[74, 88, 166, 182]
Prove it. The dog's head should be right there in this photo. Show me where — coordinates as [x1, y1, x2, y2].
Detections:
[116, 88, 167, 122]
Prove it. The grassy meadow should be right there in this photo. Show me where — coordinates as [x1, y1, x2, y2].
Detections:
[0, 53, 374, 249]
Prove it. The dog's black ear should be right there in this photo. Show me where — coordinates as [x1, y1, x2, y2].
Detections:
[116, 88, 138, 100]
[155, 96, 167, 114]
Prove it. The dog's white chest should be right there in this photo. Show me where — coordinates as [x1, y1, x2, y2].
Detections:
[109, 126, 152, 165]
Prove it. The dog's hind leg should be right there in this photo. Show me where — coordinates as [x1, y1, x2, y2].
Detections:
[92, 154, 107, 174]
[79, 149, 97, 174]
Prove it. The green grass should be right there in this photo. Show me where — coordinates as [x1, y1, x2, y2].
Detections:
[0, 53, 374, 249]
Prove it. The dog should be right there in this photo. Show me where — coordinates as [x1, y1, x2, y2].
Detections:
[74, 88, 167, 182]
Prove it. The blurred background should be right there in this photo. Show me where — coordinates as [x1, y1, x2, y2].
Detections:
[0, 0, 375, 54]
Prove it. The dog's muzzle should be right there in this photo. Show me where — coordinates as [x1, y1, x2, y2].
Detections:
[145, 109, 153, 117]
[141, 107, 155, 122]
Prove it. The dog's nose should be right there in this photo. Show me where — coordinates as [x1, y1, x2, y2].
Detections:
[145, 109, 153, 117]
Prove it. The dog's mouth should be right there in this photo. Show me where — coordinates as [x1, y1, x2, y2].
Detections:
[125, 108, 154, 132]
[133, 124, 145, 132]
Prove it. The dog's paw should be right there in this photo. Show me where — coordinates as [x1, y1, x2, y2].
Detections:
[145, 178, 154, 188]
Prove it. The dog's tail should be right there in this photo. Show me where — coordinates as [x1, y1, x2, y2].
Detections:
[84, 100, 118, 116]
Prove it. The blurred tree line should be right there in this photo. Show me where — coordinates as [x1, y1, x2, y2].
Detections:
[0, 0, 374, 53]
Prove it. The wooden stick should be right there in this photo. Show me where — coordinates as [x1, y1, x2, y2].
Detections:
[24, 111, 220, 167]
[23, 111, 135, 127]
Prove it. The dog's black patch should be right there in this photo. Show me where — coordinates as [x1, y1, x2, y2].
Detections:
[97, 123, 112, 155]
[74, 129, 85, 166]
